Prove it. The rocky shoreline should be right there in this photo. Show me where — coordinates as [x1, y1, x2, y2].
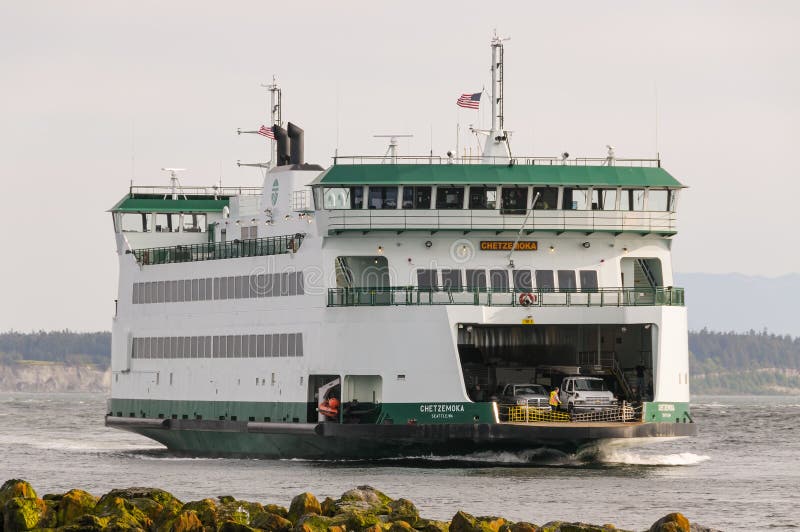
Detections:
[0, 480, 719, 532]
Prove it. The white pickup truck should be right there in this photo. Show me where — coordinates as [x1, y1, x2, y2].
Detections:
[558, 376, 618, 413]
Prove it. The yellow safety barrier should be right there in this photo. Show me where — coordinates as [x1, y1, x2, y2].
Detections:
[506, 406, 571, 423]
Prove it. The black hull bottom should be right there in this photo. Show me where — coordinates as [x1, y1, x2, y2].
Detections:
[106, 416, 697, 459]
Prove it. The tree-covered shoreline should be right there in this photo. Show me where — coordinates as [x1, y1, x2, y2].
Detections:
[1, 329, 798, 394]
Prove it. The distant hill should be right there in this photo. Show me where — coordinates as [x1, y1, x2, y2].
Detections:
[675, 273, 800, 338]
[0, 330, 110, 368]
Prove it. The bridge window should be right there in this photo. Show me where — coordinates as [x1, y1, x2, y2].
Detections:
[323, 187, 364, 209]
[562, 188, 590, 210]
[182, 214, 206, 232]
[436, 187, 465, 209]
[621, 189, 645, 211]
[533, 187, 558, 210]
[592, 189, 617, 210]
[441, 269, 463, 291]
[648, 189, 671, 211]
[155, 213, 181, 232]
[535, 270, 555, 292]
[501, 187, 528, 215]
[368, 186, 398, 209]
[490, 269, 509, 291]
[465, 269, 487, 291]
[468, 187, 497, 209]
[120, 213, 151, 232]
[512, 270, 533, 291]
[580, 270, 599, 292]
[558, 270, 577, 292]
[402, 186, 432, 209]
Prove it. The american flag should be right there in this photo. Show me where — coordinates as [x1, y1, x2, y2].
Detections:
[257, 124, 275, 140]
[457, 92, 481, 109]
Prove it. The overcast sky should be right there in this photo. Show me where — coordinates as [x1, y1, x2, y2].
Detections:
[1, 1, 797, 331]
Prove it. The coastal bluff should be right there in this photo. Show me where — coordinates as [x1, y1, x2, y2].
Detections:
[0, 480, 720, 532]
[0, 363, 110, 393]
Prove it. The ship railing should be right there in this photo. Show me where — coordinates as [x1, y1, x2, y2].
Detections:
[325, 209, 676, 234]
[327, 286, 685, 308]
[332, 155, 661, 168]
[129, 185, 262, 197]
[131, 234, 305, 266]
[500, 403, 642, 423]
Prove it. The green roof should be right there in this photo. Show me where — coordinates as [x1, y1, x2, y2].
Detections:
[316, 164, 683, 188]
[109, 195, 230, 213]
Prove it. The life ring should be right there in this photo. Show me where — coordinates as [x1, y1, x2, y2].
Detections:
[519, 292, 537, 307]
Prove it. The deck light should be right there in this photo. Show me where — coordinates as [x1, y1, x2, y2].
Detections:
[549, 245, 555, 253]
[377, 246, 384, 254]
[623, 247, 629, 254]
[425, 240, 433, 248]
[284, 215, 292, 220]
[582, 241, 591, 248]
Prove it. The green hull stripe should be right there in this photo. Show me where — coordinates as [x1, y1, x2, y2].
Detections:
[108, 398, 495, 425]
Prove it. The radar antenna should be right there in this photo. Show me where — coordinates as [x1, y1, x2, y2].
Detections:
[373, 134, 413, 164]
[161, 167, 186, 200]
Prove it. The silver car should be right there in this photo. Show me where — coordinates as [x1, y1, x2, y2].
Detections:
[499, 384, 551, 410]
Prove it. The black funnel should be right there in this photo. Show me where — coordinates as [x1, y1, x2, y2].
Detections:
[273, 126, 291, 166]
[287, 122, 304, 165]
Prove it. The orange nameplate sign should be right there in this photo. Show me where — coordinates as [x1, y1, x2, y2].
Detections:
[479, 241, 538, 251]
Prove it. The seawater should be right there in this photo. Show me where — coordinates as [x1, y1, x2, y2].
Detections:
[0, 393, 798, 531]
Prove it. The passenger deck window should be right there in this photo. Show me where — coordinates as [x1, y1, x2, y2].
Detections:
[580, 270, 599, 292]
[465, 269, 487, 291]
[468, 187, 497, 209]
[417, 269, 438, 290]
[648, 189, 670, 211]
[183, 213, 206, 232]
[512, 270, 533, 291]
[562, 188, 589, 210]
[533, 187, 558, 210]
[436, 187, 465, 209]
[501, 187, 528, 215]
[490, 270, 509, 291]
[592, 189, 617, 210]
[402, 186, 432, 209]
[441, 269, 462, 291]
[558, 270, 577, 292]
[368, 186, 398, 209]
[535, 270, 555, 292]
[621, 189, 645, 211]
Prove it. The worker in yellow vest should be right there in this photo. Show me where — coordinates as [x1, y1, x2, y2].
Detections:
[549, 387, 562, 411]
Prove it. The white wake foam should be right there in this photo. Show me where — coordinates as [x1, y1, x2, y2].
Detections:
[598, 450, 710, 466]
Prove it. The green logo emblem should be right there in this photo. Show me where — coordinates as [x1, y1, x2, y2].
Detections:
[271, 179, 279, 206]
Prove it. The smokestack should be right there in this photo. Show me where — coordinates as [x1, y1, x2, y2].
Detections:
[273, 126, 290, 166]
[287, 122, 304, 165]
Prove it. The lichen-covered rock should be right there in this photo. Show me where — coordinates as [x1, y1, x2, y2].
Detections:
[320, 497, 337, 517]
[265, 503, 290, 519]
[293, 514, 332, 532]
[449, 511, 508, 532]
[3, 496, 47, 531]
[219, 520, 259, 532]
[649, 513, 690, 532]
[0, 480, 37, 506]
[559, 523, 614, 532]
[55, 489, 98, 526]
[389, 520, 416, 532]
[289, 492, 322, 522]
[62, 513, 110, 531]
[388, 498, 419, 525]
[499, 522, 538, 532]
[182, 498, 219, 528]
[334, 486, 393, 515]
[218, 498, 264, 526]
[251, 511, 293, 532]
[92, 495, 153, 530]
[416, 518, 451, 532]
[166, 510, 204, 532]
[336, 509, 383, 530]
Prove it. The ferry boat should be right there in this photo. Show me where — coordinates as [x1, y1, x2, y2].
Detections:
[106, 36, 696, 458]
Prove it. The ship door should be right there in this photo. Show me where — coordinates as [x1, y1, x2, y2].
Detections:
[342, 375, 382, 424]
[308, 374, 340, 423]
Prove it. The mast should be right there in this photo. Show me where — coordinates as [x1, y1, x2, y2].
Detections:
[483, 31, 511, 162]
[262, 76, 282, 169]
